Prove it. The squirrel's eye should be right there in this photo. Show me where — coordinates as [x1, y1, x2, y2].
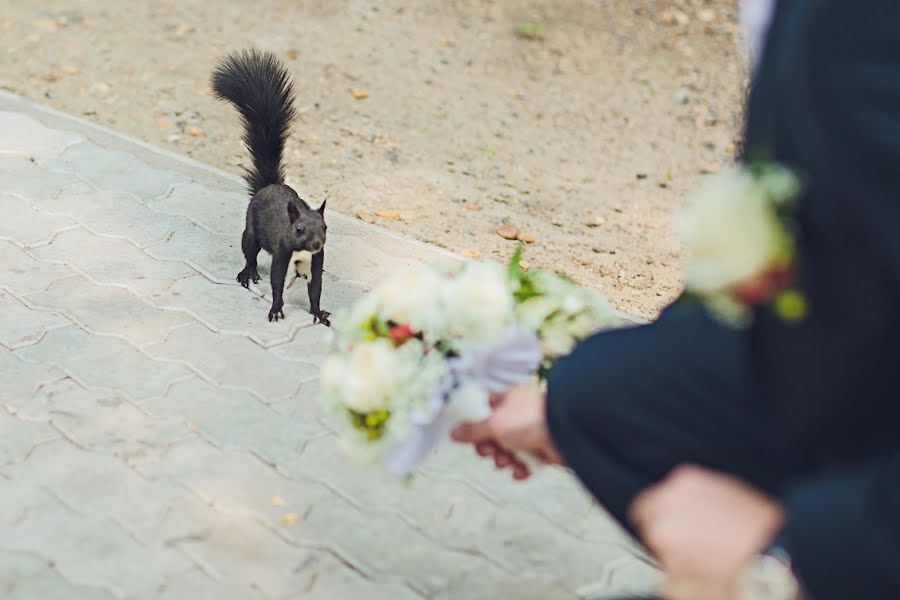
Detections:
[295, 226, 303, 234]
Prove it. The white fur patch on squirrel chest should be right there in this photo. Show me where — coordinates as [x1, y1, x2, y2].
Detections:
[285, 250, 313, 289]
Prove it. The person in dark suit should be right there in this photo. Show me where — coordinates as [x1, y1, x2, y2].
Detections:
[452, 2, 900, 598]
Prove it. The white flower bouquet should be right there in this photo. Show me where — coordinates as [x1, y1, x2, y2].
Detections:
[677, 163, 807, 327]
[320, 248, 620, 476]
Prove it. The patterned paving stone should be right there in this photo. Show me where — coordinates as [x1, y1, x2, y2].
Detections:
[0, 409, 58, 467]
[0, 288, 69, 349]
[0, 552, 117, 600]
[44, 182, 193, 249]
[0, 193, 77, 248]
[143, 377, 324, 465]
[577, 556, 662, 600]
[0, 496, 192, 598]
[284, 556, 420, 600]
[148, 274, 306, 344]
[323, 231, 428, 285]
[143, 221, 243, 282]
[0, 111, 83, 159]
[147, 180, 249, 235]
[132, 494, 330, 600]
[0, 240, 74, 296]
[136, 439, 334, 533]
[433, 565, 579, 600]
[144, 323, 318, 400]
[3, 438, 185, 527]
[156, 568, 265, 600]
[29, 228, 196, 297]
[0, 156, 82, 202]
[282, 437, 627, 592]
[427, 451, 630, 544]
[282, 438, 528, 559]
[43, 141, 190, 201]
[266, 325, 334, 367]
[0, 348, 68, 401]
[14, 326, 192, 401]
[267, 377, 328, 424]
[26, 274, 194, 347]
[297, 493, 487, 596]
[6, 377, 192, 467]
[0, 479, 60, 526]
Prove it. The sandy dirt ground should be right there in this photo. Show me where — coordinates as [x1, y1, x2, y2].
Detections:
[1, 0, 746, 319]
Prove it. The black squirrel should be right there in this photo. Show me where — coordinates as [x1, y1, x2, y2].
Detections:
[211, 48, 330, 325]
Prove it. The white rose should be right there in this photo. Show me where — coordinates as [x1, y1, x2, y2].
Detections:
[677, 168, 786, 293]
[320, 339, 406, 414]
[377, 265, 445, 332]
[443, 261, 515, 341]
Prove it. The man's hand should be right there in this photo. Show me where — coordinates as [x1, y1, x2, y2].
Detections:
[450, 383, 564, 480]
[630, 465, 785, 600]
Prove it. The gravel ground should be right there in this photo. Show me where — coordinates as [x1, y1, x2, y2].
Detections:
[2, 0, 747, 319]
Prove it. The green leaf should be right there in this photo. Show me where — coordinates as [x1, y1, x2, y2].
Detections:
[515, 23, 543, 39]
[508, 244, 525, 280]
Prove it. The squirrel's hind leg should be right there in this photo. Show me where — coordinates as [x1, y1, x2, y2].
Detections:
[237, 228, 261, 288]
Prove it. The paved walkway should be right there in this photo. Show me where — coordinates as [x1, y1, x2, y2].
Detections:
[0, 91, 658, 600]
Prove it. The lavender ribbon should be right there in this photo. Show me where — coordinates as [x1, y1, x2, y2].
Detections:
[383, 327, 543, 476]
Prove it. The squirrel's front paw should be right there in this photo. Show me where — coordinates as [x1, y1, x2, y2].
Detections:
[237, 268, 260, 289]
[268, 301, 285, 322]
[313, 309, 331, 327]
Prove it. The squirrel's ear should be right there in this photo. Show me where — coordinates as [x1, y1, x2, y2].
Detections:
[317, 199, 326, 216]
[287, 201, 301, 223]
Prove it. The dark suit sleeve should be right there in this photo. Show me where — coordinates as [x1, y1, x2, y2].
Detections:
[776, 456, 900, 600]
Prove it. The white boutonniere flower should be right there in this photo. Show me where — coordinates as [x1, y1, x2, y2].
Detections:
[678, 163, 807, 327]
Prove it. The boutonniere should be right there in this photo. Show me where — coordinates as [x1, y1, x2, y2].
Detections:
[677, 163, 808, 328]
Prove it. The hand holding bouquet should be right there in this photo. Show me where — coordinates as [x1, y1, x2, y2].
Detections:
[320, 248, 620, 476]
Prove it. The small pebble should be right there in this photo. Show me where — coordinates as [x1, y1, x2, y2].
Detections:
[497, 223, 520, 240]
[672, 89, 690, 105]
[517, 232, 535, 243]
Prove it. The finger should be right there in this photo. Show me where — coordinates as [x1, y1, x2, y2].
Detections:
[629, 493, 650, 530]
[512, 461, 531, 480]
[629, 488, 661, 532]
[450, 420, 493, 444]
[475, 441, 497, 457]
[494, 450, 513, 469]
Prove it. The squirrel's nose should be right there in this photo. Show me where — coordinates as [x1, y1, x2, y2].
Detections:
[310, 240, 322, 252]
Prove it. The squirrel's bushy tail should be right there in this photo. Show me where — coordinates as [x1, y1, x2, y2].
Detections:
[211, 48, 296, 196]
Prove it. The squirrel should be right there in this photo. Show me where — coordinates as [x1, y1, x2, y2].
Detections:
[211, 48, 330, 325]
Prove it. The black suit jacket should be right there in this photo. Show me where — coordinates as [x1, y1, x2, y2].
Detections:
[745, 1, 900, 596]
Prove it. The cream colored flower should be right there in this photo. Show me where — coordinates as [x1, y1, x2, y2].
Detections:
[320, 339, 407, 414]
[677, 167, 787, 293]
[377, 266, 445, 332]
[443, 261, 515, 341]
